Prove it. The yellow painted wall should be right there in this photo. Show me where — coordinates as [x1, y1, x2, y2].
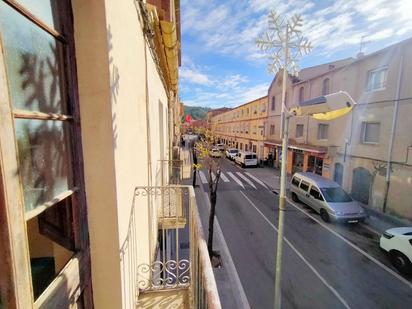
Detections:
[73, 0, 172, 307]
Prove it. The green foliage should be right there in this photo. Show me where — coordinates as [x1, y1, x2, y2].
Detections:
[183, 105, 211, 120]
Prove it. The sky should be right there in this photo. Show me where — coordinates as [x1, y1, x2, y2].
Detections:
[179, 0, 412, 109]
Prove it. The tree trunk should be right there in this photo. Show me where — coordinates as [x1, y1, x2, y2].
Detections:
[208, 190, 217, 257]
[193, 169, 197, 187]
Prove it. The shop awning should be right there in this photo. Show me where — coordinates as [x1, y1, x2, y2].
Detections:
[264, 140, 327, 154]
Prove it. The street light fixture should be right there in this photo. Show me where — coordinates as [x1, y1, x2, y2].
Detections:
[256, 11, 312, 309]
[256, 10, 357, 309]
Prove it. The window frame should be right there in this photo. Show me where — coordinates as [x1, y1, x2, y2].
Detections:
[299, 86, 304, 103]
[271, 96, 276, 110]
[296, 124, 304, 138]
[322, 78, 330, 95]
[0, 0, 91, 306]
[361, 121, 380, 144]
[317, 123, 329, 140]
[365, 67, 388, 92]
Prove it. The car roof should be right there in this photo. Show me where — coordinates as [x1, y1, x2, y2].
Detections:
[293, 172, 340, 188]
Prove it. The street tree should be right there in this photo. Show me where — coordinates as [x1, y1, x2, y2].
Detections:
[194, 130, 222, 264]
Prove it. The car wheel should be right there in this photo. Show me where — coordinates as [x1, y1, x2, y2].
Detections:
[291, 192, 299, 202]
[320, 209, 330, 223]
[390, 251, 412, 274]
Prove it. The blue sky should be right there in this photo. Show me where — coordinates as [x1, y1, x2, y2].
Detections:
[179, 0, 412, 108]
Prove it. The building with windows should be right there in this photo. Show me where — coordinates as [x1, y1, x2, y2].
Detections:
[0, 0, 219, 308]
[209, 38, 412, 220]
[210, 96, 268, 160]
[264, 38, 412, 220]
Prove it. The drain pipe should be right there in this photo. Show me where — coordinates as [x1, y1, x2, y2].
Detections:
[383, 54, 404, 213]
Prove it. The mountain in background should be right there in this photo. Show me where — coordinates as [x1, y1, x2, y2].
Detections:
[183, 105, 211, 120]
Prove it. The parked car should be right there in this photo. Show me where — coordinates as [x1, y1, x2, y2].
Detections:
[380, 227, 412, 274]
[226, 148, 239, 160]
[235, 151, 258, 167]
[290, 172, 367, 223]
[210, 148, 223, 158]
[215, 143, 225, 151]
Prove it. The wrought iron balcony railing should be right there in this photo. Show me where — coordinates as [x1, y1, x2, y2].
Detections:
[120, 185, 221, 308]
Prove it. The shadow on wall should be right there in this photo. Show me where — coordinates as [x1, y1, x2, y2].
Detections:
[107, 25, 120, 149]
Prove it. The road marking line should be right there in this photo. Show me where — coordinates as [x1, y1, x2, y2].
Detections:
[220, 172, 230, 182]
[199, 170, 208, 184]
[240, 191, 351, 309]
[237, 172, 257, 189]
[286, 197, 412, 289]
[245, 172, 269, 189]
[227, 172, 245, 189]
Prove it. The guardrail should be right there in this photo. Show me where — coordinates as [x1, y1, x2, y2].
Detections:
[121, 185, 221, 308]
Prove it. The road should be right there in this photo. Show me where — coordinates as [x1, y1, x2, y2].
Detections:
[197, 157, 412, 309]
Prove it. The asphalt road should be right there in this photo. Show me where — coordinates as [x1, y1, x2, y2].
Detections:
[197, 158, 412, 309]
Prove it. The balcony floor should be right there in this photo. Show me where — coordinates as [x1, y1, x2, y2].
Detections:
[137, 288, 189, 309]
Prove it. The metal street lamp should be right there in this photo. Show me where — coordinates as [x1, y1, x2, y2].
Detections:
[256, 11, 312, 309]
[256, 11, 357, 309]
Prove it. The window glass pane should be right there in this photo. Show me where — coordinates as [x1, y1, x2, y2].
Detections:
[15, 119, 72, 212]
[296, 124, 304, 138]
[16, 0, 61, 31]
[27, 199, 74, 299]
[0, 2, 67, 113]
[292, 177, 300, 186]
[364, 123, 380, 143]
[300, 181, 310, 191]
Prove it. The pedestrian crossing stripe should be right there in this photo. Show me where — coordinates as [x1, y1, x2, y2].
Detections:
[227, 172, 245, 189]
[199, 170, 208, 184]
[236, 172, 257, 189]
[220, 172, 230, 182]
[245, 172, 268, 189]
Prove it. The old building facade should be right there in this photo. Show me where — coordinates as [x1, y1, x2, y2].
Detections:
[210, 96, 268, 160]
[210, 38, 412, 221]
[0, 0, 219, 308]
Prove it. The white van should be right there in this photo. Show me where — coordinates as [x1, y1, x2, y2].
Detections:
[235, 151, 258, 167]
[290, 172, 367, 223]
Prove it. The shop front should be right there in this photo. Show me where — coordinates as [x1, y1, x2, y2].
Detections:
[292, 149, 305, 173]
[306, 152, 326, 175]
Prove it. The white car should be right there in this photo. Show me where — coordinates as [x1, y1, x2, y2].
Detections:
[210, 148, 223, 158]
[215, 143, 225, 151]
[235, 151, 258, 167]
[226, 148, 238, 160]
[380, 227, 412, 274]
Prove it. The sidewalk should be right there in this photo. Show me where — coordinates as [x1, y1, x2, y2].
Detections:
[245, 166, 412, 234]
[180, 147, 250, 309]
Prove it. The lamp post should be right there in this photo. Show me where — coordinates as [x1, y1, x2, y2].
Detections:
[256, 11, 312, 309]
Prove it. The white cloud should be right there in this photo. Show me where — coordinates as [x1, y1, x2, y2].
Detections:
[180, 67, 212, 85]
[182, 0, 412, 60]
[180, 0, 412, 108]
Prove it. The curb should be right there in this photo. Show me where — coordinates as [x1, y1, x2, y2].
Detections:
[363, 205, 412, 228]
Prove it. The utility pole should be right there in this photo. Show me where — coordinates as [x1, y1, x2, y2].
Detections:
[256, 11, 312, 309]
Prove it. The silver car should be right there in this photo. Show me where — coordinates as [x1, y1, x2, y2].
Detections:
[290, 172, 367, 223]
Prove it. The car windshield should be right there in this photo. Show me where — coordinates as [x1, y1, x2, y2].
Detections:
[229, 149, 238, 153]
[320, 187, 353, 203]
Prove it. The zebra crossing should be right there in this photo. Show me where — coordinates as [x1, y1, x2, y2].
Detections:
[198, 170, 268, 190]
